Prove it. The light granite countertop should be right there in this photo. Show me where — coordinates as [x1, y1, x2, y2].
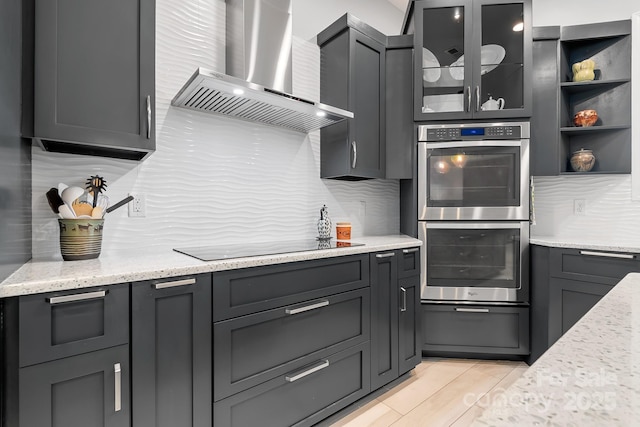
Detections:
[473, 272, 640, 426]
[0, 235, 421, 298]
[530, 236, 640, 254]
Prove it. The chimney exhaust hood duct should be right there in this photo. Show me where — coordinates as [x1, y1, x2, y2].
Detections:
[171, 0, 353, 133]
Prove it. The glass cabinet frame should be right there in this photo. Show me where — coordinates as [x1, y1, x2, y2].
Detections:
[413, 0, 533, 121]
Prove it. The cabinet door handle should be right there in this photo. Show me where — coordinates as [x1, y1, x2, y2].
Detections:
[153, 278, 196, 289]
[351, 141, 357, 169]
[579, 250, 634, 259]
[455, 307, 489, 313]
[475, 86, 480, 112]
[146, 95, 152, 139]
[400, 287, 407, 312]
[285, 300, 329, 315]
[402, 247, 419, 254]
[285, 360, 330, 382]
[47, 290, 107, 305]
[376, 252, 395, 258]
[466, 86, 471, 112]
[114, 363, 122, 412]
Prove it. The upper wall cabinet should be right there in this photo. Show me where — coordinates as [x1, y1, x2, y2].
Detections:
[558, 20, 631, 175]
[413, 0, 532, 121]
[318, 14, 386, 180]
[25, 0, 156, 161]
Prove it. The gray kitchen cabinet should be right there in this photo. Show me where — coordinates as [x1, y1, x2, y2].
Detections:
[2, 285, 131, 427]
[385, 35, 414, 180]
[529, 245, 640, 363]
[548, 277, 614, 344]
[131, 274, 212, 427]
[26, 0, 155, 160]
[531, 26, 561, 176]
[213, 255, 371, 427]
[214, 342, 370, 427]
[18, 344, 130, 427]
[558, 20, 631, 174]
[413, 0, 532, 121]
[370, 248, 421, 390]
[317, 14, 386, 180]
[421, 304, 530, 357]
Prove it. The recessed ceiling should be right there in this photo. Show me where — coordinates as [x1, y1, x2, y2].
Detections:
[387, 0, 410, 12]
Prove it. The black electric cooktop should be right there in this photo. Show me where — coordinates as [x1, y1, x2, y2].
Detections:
[174, 239, 364, 262]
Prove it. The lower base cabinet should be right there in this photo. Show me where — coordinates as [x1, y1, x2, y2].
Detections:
[18, 344, 130, 427]
[370, 250, 420, 390]
[214, 342, 370, 427]
[530, 245, 640, 363]
[131, 275, 212, 427]
[421, 304, 530, 357]
[548, 277, 614, 344]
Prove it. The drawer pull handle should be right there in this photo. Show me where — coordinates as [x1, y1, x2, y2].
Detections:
[376, 252, 395, 259]
[285, 360, 330, 382]
[455, 307, 490, 313]
[402, 247, 419, 254]
[285, 300, 329, 315]
[47, 290, 107, 305]
[114, 363, 122, 412]
[153, 278, 196, 289]
[579, 250, 634, 260]
[400, 287, 407, 312]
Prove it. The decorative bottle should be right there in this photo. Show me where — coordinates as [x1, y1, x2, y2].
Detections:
[317, 205, 332, 240]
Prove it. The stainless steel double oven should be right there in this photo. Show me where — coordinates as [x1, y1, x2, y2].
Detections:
[417, 122, 530, 304]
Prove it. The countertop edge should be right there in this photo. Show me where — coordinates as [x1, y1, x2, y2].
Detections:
[0, 236, 421, 298]
[530, 237, 640, 253]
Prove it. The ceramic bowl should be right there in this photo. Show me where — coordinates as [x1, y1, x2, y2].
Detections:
[573, 109, 598, 127]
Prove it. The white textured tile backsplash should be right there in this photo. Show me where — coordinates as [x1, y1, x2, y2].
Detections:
[31, 0, 399, 259]
[531, 175, 640, 244]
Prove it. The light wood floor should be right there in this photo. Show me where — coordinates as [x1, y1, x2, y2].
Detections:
[324, 358, 528, 427]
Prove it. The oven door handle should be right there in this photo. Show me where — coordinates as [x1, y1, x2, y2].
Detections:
[424, 140, 525, 149]
[425, 222, 525, 230]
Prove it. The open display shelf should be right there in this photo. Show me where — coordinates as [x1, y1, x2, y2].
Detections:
[558, 20, 631, 175]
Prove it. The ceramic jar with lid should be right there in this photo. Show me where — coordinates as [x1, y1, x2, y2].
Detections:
[570, 148, 596, 172]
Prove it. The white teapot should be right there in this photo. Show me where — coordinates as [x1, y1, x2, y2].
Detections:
[481, 96, 505, 111]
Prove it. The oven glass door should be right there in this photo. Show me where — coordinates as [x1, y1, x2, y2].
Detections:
[427, 145, 520, 207]
[419, 222, 528, 302]
[418, 140, 529, 221]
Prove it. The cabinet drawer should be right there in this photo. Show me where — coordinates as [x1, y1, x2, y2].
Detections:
[19, 283, 129, 367]
[214, 288, 369, 401]
[213, 254, 369, 321]
[398, 247, 420, 278]
[214, 342, 370, 427]
[549, 248, 640, 285]
[421, 304, 529, 356]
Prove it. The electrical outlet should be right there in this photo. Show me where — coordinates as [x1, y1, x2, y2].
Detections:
[128, 194, 146, 217]
[574, 199, 586, 216]
[359, 201, 366, 217]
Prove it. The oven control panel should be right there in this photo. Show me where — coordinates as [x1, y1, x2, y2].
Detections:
[423, 125, 523, 141]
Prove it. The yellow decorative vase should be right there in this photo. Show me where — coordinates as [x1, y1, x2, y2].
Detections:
[572, 59, 596, 82]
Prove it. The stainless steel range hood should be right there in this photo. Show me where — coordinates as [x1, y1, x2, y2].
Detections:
[171, 0, 353, 133]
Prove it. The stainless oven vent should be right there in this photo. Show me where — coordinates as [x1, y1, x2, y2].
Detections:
[172, 68, 352, 133]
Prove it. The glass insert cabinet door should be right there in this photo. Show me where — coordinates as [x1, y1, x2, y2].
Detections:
[414, 0, 532, 120]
